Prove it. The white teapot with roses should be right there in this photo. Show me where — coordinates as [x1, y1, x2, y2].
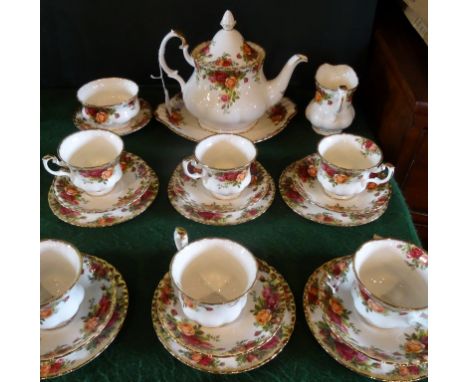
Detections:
[158, 10, 308, 133]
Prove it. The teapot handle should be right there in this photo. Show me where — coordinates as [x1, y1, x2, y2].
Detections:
[158, 30, 194, 89]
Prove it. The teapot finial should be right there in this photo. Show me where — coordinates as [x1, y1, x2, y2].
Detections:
[220, 10, 236, 31]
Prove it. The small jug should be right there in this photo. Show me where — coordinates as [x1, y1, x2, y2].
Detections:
[306, 63, 358, 136]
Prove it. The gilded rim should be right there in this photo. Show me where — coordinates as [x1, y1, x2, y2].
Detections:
[318, 256, 428, 365]
[352, 239, 428, 311]
[290, 154, 392, 215]
[168, 160, 275, 226]
[154, 95, 297, 143]
[73, 98, 152, 136]
[168, 239, 258, 306]
[157, 259, 287, 356]
[151, 259, 296, 374]
[193, 134, 257, 172]
[317, 133, 385, 172]
[48, 167, 159, 228]
[52, 152, 153, 214]
[40, 239, 84, 307]
[55, 129, 124, 171]
[77, 77, 139, 108]
[302, 257, 427, 382]
[40, 256, 117, 360]
[279, 162, 389, 227]
[40, 255, 129, 380]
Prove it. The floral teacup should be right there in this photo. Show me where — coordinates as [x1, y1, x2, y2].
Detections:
[40, 239, 85, 330]
[316, 134, 395, 199]
[182, 134, 256, 200]
[42, 130, 123, 196]
[351, 238, 428, 329]
[170, 227, 258, 327]
[77, 77, 140, 125]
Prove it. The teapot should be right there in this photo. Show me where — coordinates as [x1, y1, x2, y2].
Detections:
[158, 10, 308, 133]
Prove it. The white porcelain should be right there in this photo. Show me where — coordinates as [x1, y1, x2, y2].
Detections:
[170, 228, 258, 327]
[40, 240, 85, 330]
[158, 10, 307, 133]
[351, 239, 428, 329]
[40, 256, 129, 380]
[182, 134, 256, 200]
[77, 78, 140, 125]
[40, 255, 116, 360]
[155, 94, 297, 143]
[42, 130, 124, 196]
[280, 158, 390, 227]
[317, 134, 394, 199]
[305, 63, 358, 135]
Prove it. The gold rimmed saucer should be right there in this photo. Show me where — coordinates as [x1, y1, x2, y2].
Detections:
[40, 255, 129, 379]
[151, 259, 296, 374]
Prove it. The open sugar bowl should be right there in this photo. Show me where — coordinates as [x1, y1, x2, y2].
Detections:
[40, 239, 85, 330]
[351, 238, 428, 329]
[77, 77, 140, 126]
[170, 228, 258, 327]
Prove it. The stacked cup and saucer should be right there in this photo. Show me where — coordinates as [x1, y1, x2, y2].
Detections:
[168, 134, 275, 225]
[280, 133, 394, 226]
[42, 129, 159, 227]
[303, 238, 428, 381]
[73, 78, 153, 136]
[151, 228, 295, 374]
[40, 239, 129, 379]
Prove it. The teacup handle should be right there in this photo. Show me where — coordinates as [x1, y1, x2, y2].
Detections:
[42, 155, 71, 178]
[174, 227, 188, 251]
[365, 163, 395, 186]
[182, 159, 205, 179]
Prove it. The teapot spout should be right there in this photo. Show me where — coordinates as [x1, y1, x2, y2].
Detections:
[267, 54, 308, 107]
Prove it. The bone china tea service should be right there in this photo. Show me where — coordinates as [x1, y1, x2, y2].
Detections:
[306, 63, 359, 136]
[40, 240, 129, 379]
[42, 130, 124, 196]
[151, 228, 295, 374]
[170, 228, 258, 327]
[316, 133, 395, 200]
[182, 134, 256, 200]
[40, 7, 429, 381]
[158, 10, 307, 133]
[40, 240, 85, 330]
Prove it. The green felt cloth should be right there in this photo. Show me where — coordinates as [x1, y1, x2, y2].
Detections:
[41, 87, 423, 382]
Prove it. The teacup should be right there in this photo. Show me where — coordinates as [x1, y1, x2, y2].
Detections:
[40, 239, 85, 330]
[77, 77, 140, 125]
[42, 129, 124, 196]
[170, 227, 258, 327]
[182, 134, 256, 200]
[316, 133, 394, 199]
[351, 238, 428, 329]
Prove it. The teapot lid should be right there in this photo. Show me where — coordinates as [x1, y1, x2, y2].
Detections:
[195, 10, 260, 68]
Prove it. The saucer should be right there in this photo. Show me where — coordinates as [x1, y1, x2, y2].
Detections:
[303, 258, 427, 381]
[152, 259, 295, 374]
[53, 152, 152, 213]
[73, 98, 152, 136]
[41, 256, 117, 360]
[40, 255, 128, 379]
[155, 259, 286, 357]
[318, 256, 428, 365]
[280, 161, 389, 226]
[48, 163, 159, 228]
[154, 94, 297, 143]
[168, 160, 275, 226]
[290, 154, 391, 214]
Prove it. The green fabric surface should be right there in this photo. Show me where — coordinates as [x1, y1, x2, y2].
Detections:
[41, 87, 423, 382]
